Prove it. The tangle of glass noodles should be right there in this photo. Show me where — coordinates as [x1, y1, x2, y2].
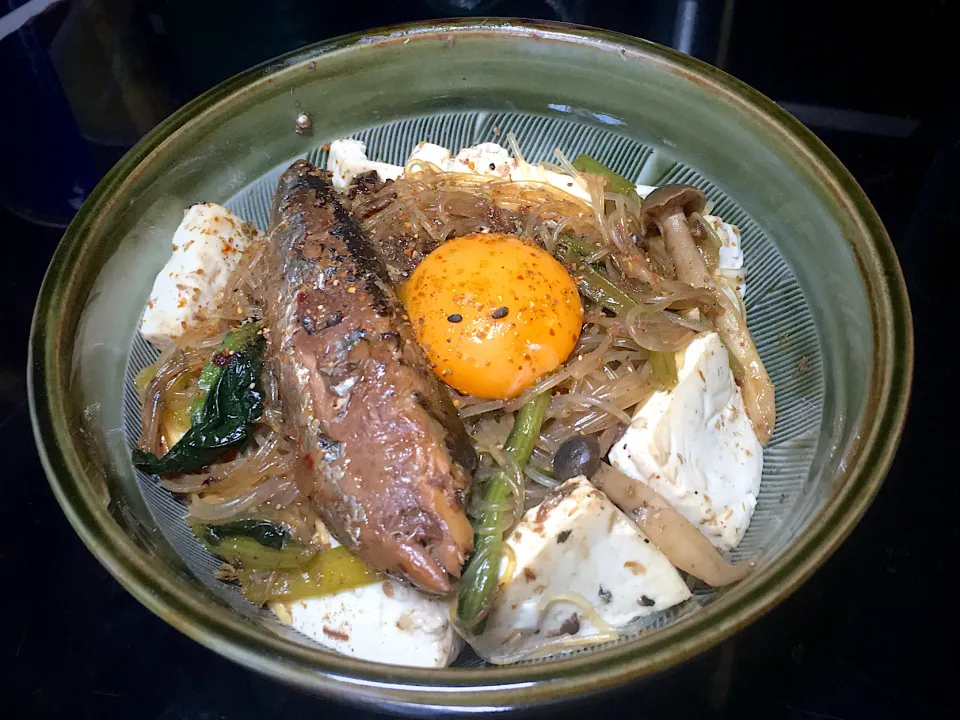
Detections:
[351, 159, 754, 531]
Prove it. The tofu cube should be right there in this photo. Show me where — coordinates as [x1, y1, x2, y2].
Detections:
[276, 579, 461, 668]
[467, 476, 691, 664]
[609, 333, 763, 551]
[327, 138, 404, 189]
[140, 203, 259, 348]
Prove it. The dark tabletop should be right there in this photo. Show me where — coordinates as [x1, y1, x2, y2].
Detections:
[3, 1, 957, 717]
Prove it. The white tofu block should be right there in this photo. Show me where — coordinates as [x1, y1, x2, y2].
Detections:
[140, 203, 259, 348]
[408, 141, 453, 168]
[609, 333, 763, 551]
[327, 138, 404, 189]
[270, 533, 461, 667]
[467, 476, 691, 664]
[277, 579, 462, 668]
[450, 142, 516, 177]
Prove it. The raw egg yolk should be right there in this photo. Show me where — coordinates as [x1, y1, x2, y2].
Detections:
[402, 233, 583, 399]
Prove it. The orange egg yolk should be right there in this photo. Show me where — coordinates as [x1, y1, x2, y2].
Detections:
[402, 233, 583, 399]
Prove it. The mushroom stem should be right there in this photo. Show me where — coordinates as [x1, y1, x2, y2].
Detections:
[657, 208, 776, 444]
[710, 293, 776, 444]
[594, 463, 754, 587]
[660, 209, 714, 288]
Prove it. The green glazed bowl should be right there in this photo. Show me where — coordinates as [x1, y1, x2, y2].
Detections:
[29, 19, 912, 714]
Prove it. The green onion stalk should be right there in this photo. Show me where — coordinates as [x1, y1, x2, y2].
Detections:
[456, 393, 551, 631]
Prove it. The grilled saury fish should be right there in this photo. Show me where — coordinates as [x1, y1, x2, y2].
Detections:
[263, 160, 476, 593]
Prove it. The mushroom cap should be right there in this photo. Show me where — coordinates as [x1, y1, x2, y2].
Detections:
[640, 184, 707, 233]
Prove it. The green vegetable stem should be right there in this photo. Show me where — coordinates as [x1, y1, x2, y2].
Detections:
[558, 239, 679, 389]
[648, 349, 680, 390]
[572, 154, 638, 196]
[559, 242, 639, 316]
[457, 393, 551, 631]
[564, 159, 679, 386]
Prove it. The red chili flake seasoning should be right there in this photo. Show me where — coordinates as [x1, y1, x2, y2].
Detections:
[549, 613, 580, 637]
[212, 352, 232, 367]
[304, 454, 314, 469]
[322, 626, 350, 641]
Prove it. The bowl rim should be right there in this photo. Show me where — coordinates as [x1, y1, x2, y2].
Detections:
[28, 17, 913, 713]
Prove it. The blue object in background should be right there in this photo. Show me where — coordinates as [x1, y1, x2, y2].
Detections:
[0, 0, 97, 227]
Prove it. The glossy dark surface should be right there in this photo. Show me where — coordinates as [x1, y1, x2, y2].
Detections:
[3, 0, 957, 717]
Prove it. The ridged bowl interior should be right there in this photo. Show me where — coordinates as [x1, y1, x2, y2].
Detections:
[31, 21, 909, 711]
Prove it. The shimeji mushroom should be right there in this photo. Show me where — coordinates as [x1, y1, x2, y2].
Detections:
[639, 184, 776, 444]
[640, 185, 713, 288]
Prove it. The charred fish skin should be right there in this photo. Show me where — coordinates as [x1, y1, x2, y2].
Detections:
[265, 160, 476, 594]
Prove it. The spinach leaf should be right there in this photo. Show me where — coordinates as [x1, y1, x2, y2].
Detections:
[133, 333, 265, 475]
[190, 322, 263, 424]
[196, 519, 291, 551]
[192, 521, 313, 571]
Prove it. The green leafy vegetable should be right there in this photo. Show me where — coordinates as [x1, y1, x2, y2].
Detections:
[133, 329, 265, 475]
[196, 518, 291, 551]
[194, 519, 313, 570]
[457, 393, 551, 631]
[237, 546, 379, 606]
[191, 521, 380, 604]
[191, 322, 263, 424]
[572, 154, 638, 196]
[196, 534, 313, 571]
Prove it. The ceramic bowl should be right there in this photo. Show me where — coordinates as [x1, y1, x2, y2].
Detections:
[29, 19, 912, 714]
